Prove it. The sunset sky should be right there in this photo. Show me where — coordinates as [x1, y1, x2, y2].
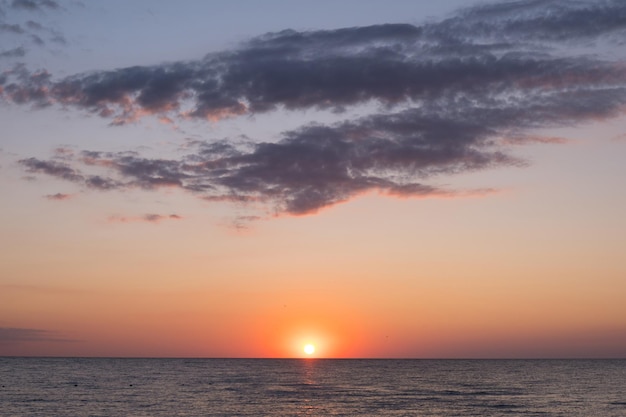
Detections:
[1, 0, 625, 358]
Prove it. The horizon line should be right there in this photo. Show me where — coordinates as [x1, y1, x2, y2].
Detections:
[2, 356, 625, 360]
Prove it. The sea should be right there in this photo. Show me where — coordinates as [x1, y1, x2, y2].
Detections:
[1, 358, 625, 416]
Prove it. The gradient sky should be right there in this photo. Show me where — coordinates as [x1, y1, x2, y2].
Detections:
[1, 0, 625, 358]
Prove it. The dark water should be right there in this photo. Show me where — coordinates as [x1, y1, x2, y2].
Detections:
[1, 358, 625, 416]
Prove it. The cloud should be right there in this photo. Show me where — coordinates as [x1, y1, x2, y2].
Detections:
[19, 156, 122, 189]
[0, 22, 23, 33]
[45, 192, 72, 200]
[0, 327, 73, 343]
[0, 46, 25, 58]
[434, 0, 626, 42]
[107, 213, 183, 224]
[0, 0, 67, 61]
[25, 19, 43, 29]
[20, 157, 85, 182]
[6, 0, 626, 217]
[10, 0, 59, 11]
[2, 1, 625, 122]
[17, 81, 626, 215]
[1, 3, 624, 122]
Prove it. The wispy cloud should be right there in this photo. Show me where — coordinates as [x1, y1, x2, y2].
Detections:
[0, 46, 25, 58]
[107, 213, 183, 224]
[5, 0, 626, 216]
[0, 22, 24, 33]
[10, 0, 60, 12]
[0, 327, 74, 344]
[0, 0, 67, 61]
[44, 192, 72, 200]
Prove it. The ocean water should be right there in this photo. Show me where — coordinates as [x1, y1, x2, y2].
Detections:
[1, 358, 625, 416]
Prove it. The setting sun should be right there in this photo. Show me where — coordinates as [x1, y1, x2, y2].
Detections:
[303, 344, 315, 355]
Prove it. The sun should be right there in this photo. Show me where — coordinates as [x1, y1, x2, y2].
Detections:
[303, 344, 315, 355]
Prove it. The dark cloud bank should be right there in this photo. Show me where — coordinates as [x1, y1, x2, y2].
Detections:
[4, 0, 626, 216]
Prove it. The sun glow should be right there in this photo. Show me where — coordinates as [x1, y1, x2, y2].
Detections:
[303, 344, 315, 355]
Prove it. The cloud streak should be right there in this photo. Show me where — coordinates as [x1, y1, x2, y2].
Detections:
[0, 327, 73, 344]
[10, 0, 59, 11]
[6, 0, 626, 216]
[45, 192, 72, 200]
[107, 213, 183, 224]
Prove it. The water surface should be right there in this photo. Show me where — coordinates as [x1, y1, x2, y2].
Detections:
[1, 358, 625, 416]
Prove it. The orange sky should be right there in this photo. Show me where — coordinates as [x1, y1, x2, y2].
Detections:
[1, 0, 626, 358]
[2, 178, 625, 357]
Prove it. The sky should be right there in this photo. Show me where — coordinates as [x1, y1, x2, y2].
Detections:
[1, 0, 625, 358]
